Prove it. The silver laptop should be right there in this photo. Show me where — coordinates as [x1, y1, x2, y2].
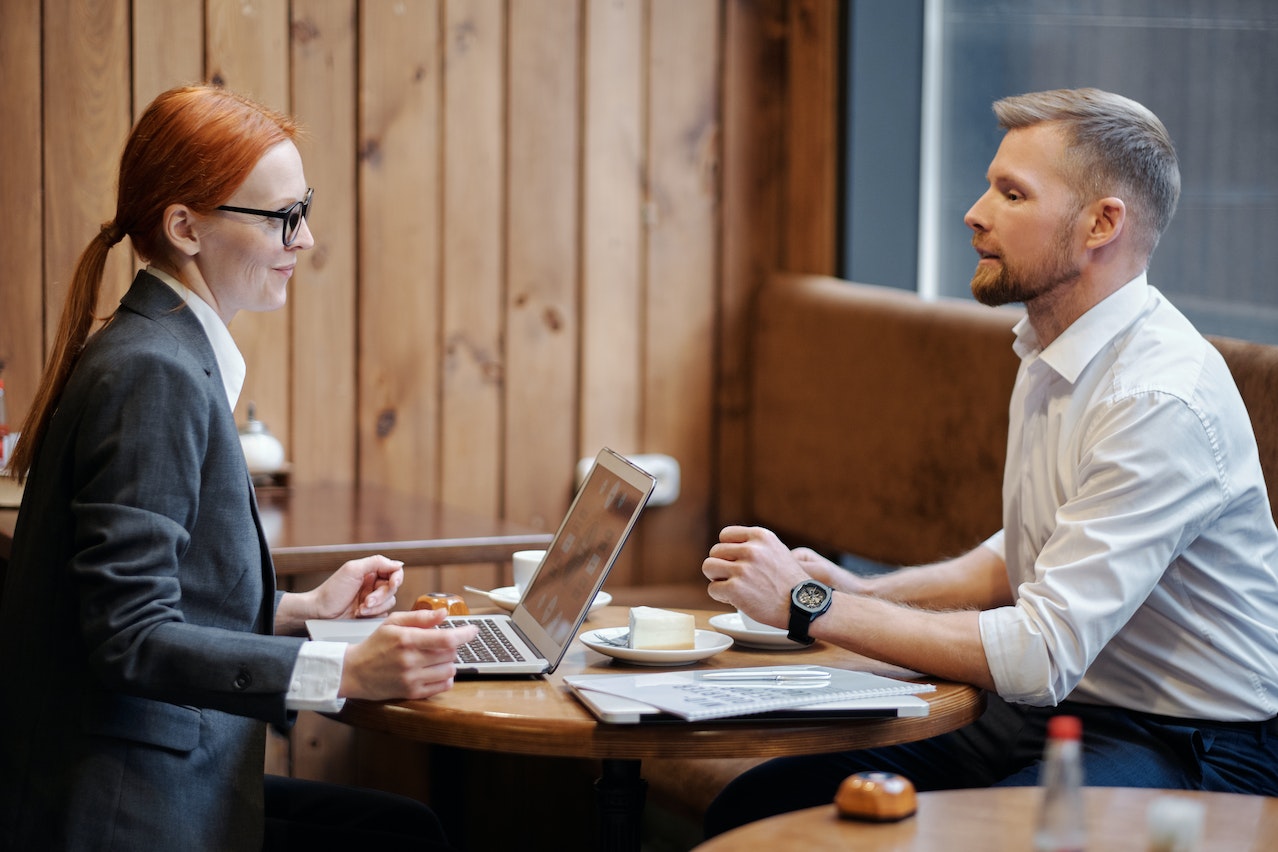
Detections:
[309, 448, 655, 675]
[444, 447, 653, 675]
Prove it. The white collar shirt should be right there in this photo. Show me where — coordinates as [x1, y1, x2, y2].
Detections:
[149, 266, 245, 410]
[978, 274, 1278, 720]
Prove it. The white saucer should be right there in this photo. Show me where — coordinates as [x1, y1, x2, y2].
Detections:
[579, 628, 732, 666]
[487, 587, 612, 615]
[708, 612, 807, 650]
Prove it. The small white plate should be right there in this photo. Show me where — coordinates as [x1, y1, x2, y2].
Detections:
[708, 612, 807, 650]
[486, 586, 522, 610]
[488, 586, 612, 615]
[579, 627, 733, 666]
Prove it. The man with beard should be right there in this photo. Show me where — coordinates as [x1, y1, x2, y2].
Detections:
[701, 88, 1278, 837]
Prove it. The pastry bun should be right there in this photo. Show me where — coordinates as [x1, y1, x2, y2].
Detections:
[834, 771, 917, 822]
[412, 592, 469, 616]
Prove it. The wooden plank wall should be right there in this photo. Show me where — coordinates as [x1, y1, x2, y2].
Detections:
[0, 0, 837, 582]
[0, 0, 838, 791]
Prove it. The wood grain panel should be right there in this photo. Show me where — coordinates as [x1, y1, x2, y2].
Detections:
[0, 0, 44, 430]
[434, 0, 507, 600]
[439, 0, 504, 516]
[580, 0, 644, 461]
[206, 0, 294, 451]
[357, 0, 443, 496]
[0, 0, 848, 798]
[504, 0, 581, 534]
[42, 0, 132, 348]
[285, 0, 361, 783]
[782, 0, 838, 273]
[291, 0, 359, 486]
[580, 0, 645, 584]
[716, 0, 788, 526]
[132, 0, 204, 114]
[639, 0, 721, 584]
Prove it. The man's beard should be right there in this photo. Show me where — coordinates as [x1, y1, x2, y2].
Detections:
[970, 220, 1080, 307]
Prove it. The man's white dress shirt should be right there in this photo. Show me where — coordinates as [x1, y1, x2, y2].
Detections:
[978, 274, 1278, 721]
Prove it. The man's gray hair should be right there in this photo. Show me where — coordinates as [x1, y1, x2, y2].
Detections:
[993, 88, 1180, 258]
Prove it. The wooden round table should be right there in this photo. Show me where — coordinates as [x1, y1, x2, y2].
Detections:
[336, 606, 985, 851]
[692, 787, 1278, 850]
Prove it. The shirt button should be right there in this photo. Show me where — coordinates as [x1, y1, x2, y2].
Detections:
[233, 669, 252, 690]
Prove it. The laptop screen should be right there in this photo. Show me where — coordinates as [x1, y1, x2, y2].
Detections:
[516, 449, 654, 651]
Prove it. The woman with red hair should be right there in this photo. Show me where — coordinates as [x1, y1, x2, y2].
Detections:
[1, 85, 474, 850]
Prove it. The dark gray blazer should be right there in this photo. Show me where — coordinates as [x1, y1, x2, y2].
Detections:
[0, 271, 305, 850]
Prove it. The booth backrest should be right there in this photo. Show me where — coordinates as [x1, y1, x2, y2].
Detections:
[1208, 334, 1278, 515]
[747, 273, 1278, 567]
[748, 273, 1021, 566]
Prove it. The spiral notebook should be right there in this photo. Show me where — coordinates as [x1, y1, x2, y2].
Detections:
[564, 665, 934, 722]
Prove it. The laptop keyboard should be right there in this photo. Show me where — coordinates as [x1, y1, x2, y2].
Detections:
[439, 618, 529, 664]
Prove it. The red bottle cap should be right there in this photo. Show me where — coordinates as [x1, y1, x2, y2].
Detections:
[1048, 715, 1082, 740]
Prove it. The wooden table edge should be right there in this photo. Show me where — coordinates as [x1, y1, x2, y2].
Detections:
[336, 689, 986, 761]
[333, 604, 987, 762]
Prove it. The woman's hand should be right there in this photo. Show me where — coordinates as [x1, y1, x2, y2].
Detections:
[339, 609, 480, 700]
[275, 554, 405, 635]
[310, 554, 405, 619]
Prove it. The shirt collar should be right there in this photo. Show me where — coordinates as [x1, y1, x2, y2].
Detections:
[1012, 272, 1150, 384]
[148, 266, 246, 410]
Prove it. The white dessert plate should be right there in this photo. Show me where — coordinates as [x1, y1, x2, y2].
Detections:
[488, 586, 612, 615]
[708, 612, 807, 650]
[579, 627, 732, 666]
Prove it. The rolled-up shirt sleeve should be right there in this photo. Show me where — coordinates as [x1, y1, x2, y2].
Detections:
[980, 605, 1056, 704]
[980, 387, 1225, 706]
[285, 640, 346, 712]
[981, 530, 1005, 560]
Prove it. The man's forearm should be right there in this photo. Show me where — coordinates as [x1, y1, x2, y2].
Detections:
[861, 545, 1012, 612]
[810, 592, 997, 691]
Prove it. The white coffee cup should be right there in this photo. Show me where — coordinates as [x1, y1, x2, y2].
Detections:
[511, 549, 546, 593]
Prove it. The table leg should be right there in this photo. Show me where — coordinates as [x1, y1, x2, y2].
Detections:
[428, 744, 469, 849]
[595, 758, 647, 852]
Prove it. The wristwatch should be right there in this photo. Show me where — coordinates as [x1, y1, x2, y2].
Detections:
[787, 579, 834, 645]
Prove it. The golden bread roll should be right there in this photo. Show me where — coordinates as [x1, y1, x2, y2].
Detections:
[412, 592, 469, 615]
[834, 771, 917, 822]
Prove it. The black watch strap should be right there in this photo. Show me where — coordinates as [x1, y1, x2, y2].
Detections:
[787, 580, 834, 645]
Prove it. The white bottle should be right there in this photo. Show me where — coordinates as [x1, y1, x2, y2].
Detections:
[238, 402, 285, 476]
[1034, 714, 1086, 852]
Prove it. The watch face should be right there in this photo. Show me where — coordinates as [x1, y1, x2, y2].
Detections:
[796, 583, 829, 609]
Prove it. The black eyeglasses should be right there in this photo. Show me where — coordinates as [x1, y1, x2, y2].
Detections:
[216, 187, 313, 246]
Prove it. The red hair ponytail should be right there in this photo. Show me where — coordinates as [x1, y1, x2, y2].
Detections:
[8, 85, 297, 482]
